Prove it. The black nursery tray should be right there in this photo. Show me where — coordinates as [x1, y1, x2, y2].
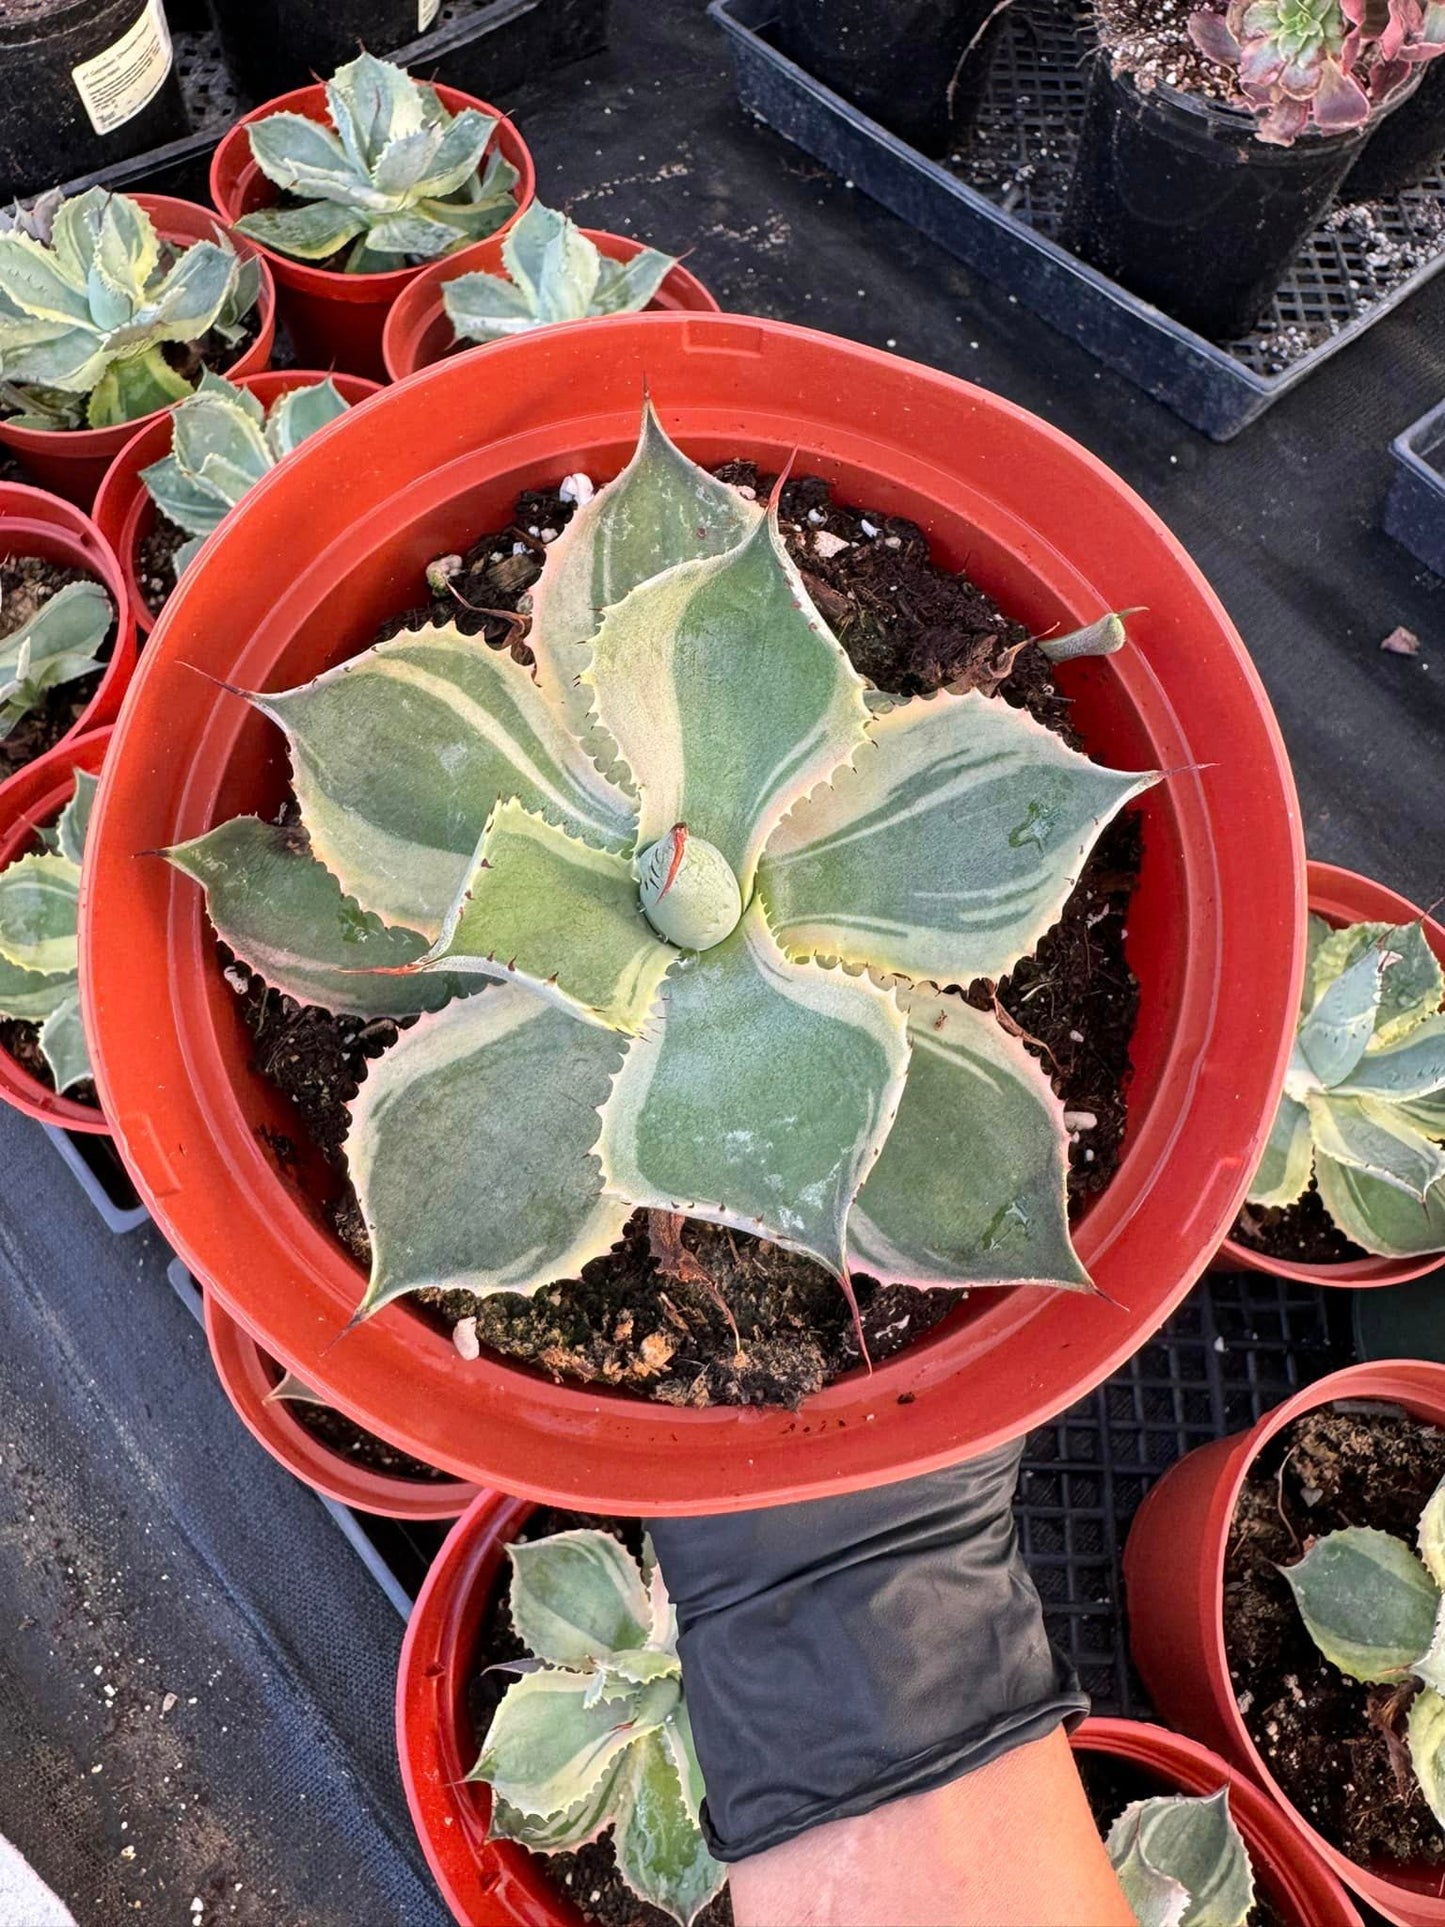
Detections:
[1385, 395, 1445, 577]
[711, 0, 1445, 440]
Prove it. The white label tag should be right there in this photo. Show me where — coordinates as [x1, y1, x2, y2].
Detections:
[71, 0, 173, 137]
[419, 0, 441, 27]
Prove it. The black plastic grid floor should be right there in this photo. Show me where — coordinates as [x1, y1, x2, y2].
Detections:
[955, 1, 1445, 373]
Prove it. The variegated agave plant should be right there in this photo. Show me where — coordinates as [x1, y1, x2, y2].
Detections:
[444, 201, 677, 345]
[169, 403, 1159, 1338]
[0, 579, 112, 739]
[472, 1529, 724, 1927]
[0, 770, 97, 1093]
[1105, 1788, 1254, 1927]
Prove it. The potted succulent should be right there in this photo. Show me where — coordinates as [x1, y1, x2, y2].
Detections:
[0, 188, 274, 508]
[0, 482, 134, 795]
[208, 52, 536, 379]
[93, 370, 382, 636]
[1219, 861, 1445, 1286]
[382, 201, 720, 381]
[1061, 0, 1445, 339]
[0, 725, 110, 1132]
[1126, 1360, 1445, 1925]
[203, 1293, 478, 1519]
[82, 312, 1303, 1513]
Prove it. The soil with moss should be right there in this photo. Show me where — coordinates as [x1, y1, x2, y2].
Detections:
[1232, 1182, 1368, 1267]
[0, 554, 113, 780]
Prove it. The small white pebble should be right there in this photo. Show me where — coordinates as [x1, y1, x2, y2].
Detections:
[121, 1846, 136, 1861]
[1068, 1028, 1084, 1043]
[558, 472, 594, 505]
[161, 1693, 177, 1714]
[223, 964, 249, 994]
[859, 518, 880, 537]
[883, 535, 902, 549]
[1213, 1336, 1226, 1353]
[813, 530, 851, 560]
[886, 336, 897, 347]
[539, 527, 559, 544]
[452, 1316, 480, 1361]
[510, 541, 528, 556]
[1063, 1110, 1097, 1131]
[527, 525, 540, 538]
[733, 483, 757, 500]
[806, 507, 826, 526]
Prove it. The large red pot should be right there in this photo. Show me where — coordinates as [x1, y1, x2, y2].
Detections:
[81, 312, 1305, 1513]
[210, 86, 536, 380]
[0, 725, 111, 1133]
[381, 228, 720, 383]
[0, 196, 276, 509]
[204, 1292, 477, 1520]
[1125, 1360, 1445, 1926]
[0, 484, 136, 783]
[93, 370, 383, 639]
[1218, 862, 1445, 1289]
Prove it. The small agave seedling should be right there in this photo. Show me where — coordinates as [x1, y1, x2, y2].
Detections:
[168, 400, 1159, 1333]
[142, 373, 351, 576]
[1247, 913, 1445, 1256]
[0, 188, 258, 430]
[0, 580, 112, 740]
[1280, 1471, 1445, 1831]
[471, 1528, 724, 1927]
[235, 52, 520, 273]
[0, 768, 97, 1093]
[1106, 1789, 1255, 1927]
[443, 201, 678, 345]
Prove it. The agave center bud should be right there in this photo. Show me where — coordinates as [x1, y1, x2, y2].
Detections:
[637, 824, 742, 951]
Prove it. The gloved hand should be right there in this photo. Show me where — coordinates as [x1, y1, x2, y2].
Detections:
[647, 1443, 1086, 1864]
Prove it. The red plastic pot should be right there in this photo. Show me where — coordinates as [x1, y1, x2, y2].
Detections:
[1125, 1360, 1445, 1925]
[93, 370, 383, 639]
[82, 312, 1305, 1513]
[0, 725, 111, 1133]
[204, 1292, 478, 1519]
[209, 86, 536, 380]
[1072, 1718, 1361, 1926]
[381, 229, 720, 383]
[0, 196, 276, 510]
[1217, 861, 1445, 1289]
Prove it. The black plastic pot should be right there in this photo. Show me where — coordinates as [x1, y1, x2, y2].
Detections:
[1344, 59, 1445, 200]
[0, 0, 189, 202]
[1060, 59, 1366, 341]
[773, 0, 1007, 157]
[206, 0, 433, 103]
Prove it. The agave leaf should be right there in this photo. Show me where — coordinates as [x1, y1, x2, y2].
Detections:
[414, 800, 673, 1034]
[0, 951, 75, 1022]
[56, 768, 99, 866]
[470, 1669, 640, 1820]
[581, 512, 870, 901]
[597, 899, 908, 1276]
[1280, 1526, 1438, 1681]
[212, 255, 263, 344]
[0, 852, 79, 976]
[1304, 1092, 1445, 1200]
[47, 189, 108, 285]
[170, 386, 271, 488]
[1311, 919, 1442, 1047]
[86, 345, 193, 428]
[1398, 1089, 1445, 1137]
[235, 201, 370, 262]
[164, 817, 478, 1017]
[1315, 1156, 1445, 1258]
[39, 990, 90, 1093]
[0, 328, 111, 397]
[327, 50, 427, 172]
[1295, 940, 1385, 1088]
[141, 451, 229, 536]
[500, 202, 571, 308]
[592, 247, 676, 316]
[1246, 1092, 1315, 1209]
[1106, 1791, 1253, 1927]
[126, 239, 239, 345]
[1415, 1597, 1445, 1696]
[758, 688, 1156, 985]
[1104, 1805, 1189, 1927]
[443, 271, 536, 341]
[489, 1763, 625, 1852]
[94, 191, 158, 308]
[0, 233, 94, 328]
[612, 1729, 727, 1927]
[507, 1529, 654, 1666]
[371, 125, 446, 200]
[846, 984, 1089, 1292]
[1422, 1478, 1445, 1592]
[346, 984, 631, 1313]
[246, 111, 385, 209]
[265, 378, 348, 458]
[0, 580, 112, 683]
[360, 210, 478, 260]
[606, 1647, 682, 1687]
[250, 622, 635, 939]
[1336, 1014, 1445, 1102]
[408, 107, 497, 201]
[1409, 1686, 1445, 1831]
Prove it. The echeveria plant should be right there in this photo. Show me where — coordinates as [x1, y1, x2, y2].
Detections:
[142, 373, 351, 576]
[0, 769, 97, 1092]
[1280, 1471, 1445, 1830]
[235, 52, 520, 273]
[471, 1528, 724, 1926]
[168, 402, 1158, 1334]
[0, 188, 259, 430]
[1247, 913, 1445, 1256]
[444, 201, 677, 345]
[1106, 1789, 1255, 1927]
[0, 579, 112, 740]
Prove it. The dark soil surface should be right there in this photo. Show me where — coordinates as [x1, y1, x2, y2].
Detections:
[236, 470, 1145, 1408]
[0, 554, 112, 779]
[137, 514, 188, 619]
[1093, 0, 1242, 103]
[469, 1507, 733, 1927]
[160, 308, 262, 389]
[278, 1384, 456, 1484]
[1233, 1181, 1369, 1267]
[1226, 1406, 1445, 1871]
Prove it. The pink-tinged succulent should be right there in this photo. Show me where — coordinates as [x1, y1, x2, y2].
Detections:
[1188, 0, 1445, 142]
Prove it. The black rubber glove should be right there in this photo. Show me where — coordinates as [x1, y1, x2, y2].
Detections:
[647, 1444, 1087, 1863]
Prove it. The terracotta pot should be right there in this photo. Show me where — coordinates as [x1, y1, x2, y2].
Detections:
[381, 229, 720, 382]
[0, 197, 277, 510]
[0, 725, 111, 1133]
[209, 86, 536, 380]
[82, 312, 1305, 1513]
[204, 1292, 478, 1519]
[1125, 1359, 1445, 1926]
[93, 371, 383, 638]
[1217, 861, 1445, 1288]
[1072, 1718, 1361, 1926]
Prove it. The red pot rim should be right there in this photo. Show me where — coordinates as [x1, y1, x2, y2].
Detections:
[0, 196, 277, 466]
[0, 725, 112, 1132]
[1128, 1359, 1445, 1924]
[1219, 861, 1445, 1288]
[203, 1290, 478, 1519]
[381, 227, 721, 382]
[92, 371, 384, 639]
[82, 311, 1305, 1513]
[209, 84, 536, 300]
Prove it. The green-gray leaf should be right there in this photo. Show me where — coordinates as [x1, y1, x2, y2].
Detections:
[489, 1765, 624, 1852]
[1296, 939, 1385, 1089]
[1315, 1156, 1445, 1259]
[1246, 1092, 1314, 1209]
[611, 1728, 727, 1927]
[1336, 1016, 1445, 1103]
[470, 1669, 639, 1820]
[1422, 1478, 1445, 1592]
[507, 1530, 655, 1668]
[56, 767, 98, 866]
[1409, 1685, 1445, 1831]
[1280, 1527, 1439, 1681]
[1304, 1092, 1445, 1201]
[0, 951, 74, 1022]
[39, 989, 90, 1093]
[1105, 1791, 1254, 1927]
[0, 851, 79, 976]
[1312, 919, 1444, 1047]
